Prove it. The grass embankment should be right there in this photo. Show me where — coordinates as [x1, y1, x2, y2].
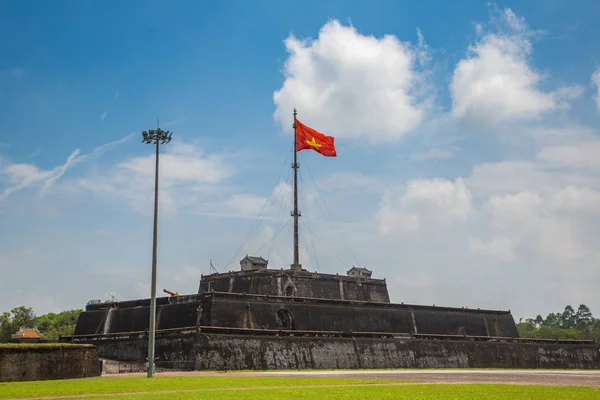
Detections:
[0, 343, 93, 349]
[0, 376, 598, 400]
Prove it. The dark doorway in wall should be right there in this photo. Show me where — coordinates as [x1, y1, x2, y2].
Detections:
[285, 285, 294, 297]
[275, 309, 295, 330]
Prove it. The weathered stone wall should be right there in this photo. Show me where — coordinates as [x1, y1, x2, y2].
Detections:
[0, 345, 100, 382]
[74, 298, 202, 336]
[208, 296, 519, 337]
[74, 293, 518, 338]
[90, 332, 600, 371]
[75, 309, 109, 335]
[199, 270, 390, 302]
[193, 334, 600, 370]
[93, 334, 197, 370]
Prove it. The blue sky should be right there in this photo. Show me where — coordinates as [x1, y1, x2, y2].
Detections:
[1, 0, 600, 320]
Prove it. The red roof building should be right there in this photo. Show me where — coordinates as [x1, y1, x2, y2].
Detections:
[11, 327, 44, 342]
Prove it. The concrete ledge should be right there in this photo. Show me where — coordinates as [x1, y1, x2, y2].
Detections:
[0, 344, 100, 382]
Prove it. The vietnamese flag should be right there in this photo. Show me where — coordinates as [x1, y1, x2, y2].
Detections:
[295, 119, 337, 157]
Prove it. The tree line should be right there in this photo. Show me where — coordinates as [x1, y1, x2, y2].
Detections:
[0, 306, 82, 342]
[516, 304, 600, 341]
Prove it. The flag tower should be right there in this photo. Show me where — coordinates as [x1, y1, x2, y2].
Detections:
[291, 109, 302, 271]
[290, 109, 337, 271]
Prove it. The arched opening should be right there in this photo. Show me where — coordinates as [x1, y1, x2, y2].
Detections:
[275, 309, 295, 330]
[285, 285, 294, 297]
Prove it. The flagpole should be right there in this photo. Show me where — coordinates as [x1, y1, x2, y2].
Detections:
[291, 108, 301, 271]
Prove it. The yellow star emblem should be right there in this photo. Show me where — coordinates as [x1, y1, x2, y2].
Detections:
[306, 137, 322, 149]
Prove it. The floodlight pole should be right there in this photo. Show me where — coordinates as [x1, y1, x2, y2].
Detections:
[141, 121, 172, 378]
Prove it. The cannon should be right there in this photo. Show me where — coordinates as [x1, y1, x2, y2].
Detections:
[163, 288, 180, 296]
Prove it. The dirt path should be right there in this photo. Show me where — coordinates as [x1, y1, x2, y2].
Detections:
[108, 369, 600, 387]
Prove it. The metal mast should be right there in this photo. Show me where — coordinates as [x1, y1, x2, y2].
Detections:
[141, 120, 172, 377]
[291, 108, 301, 271]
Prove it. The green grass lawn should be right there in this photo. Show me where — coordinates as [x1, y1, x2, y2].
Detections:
[0, 377, 381, 398]
[1, 376, 597, 400]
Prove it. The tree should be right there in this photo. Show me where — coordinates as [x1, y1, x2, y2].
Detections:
[0, 312, 12, 341]
[517, 305, 598, 341]
[575, 304, 594, 331]
[534, 314, 544, 327]
[0, 306, 85, 342]
[543, 312, 561, 328]
[0, 307, 36, 342]
[516, 321, 537, 337]
[560, 305, 576, 329]
[10, 306, 36, 328]
[33, 309, 82, 340]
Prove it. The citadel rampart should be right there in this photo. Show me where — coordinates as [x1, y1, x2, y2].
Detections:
[207, 292, 518, 336]
[76, 330, 600, 370]
[68, 266, 600, 371]
[0, 344, 100, 382]
[73, 292, 518, 338]
[198, 269, 390, 302]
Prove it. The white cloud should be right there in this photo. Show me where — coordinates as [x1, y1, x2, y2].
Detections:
[273, 19, 430, 143]
[461, 120, 599, 262]
[393, 271, 436, 289]
[372, 123, 600, 267]
[100, 111, 108, 121]
[274, 181, 293, 201]
[467, 155, 599, 199]
[486, 190, 544, 231]
[120, 142, 233, 184]
[0, 163, 52, 201]
[411, 148, 455, 161]
[316, 171, 385, 192]
[526, 125, 598, 146]
[377, 178, 472, 234]
[469, 236, 516, 262]
[39, 149, 81, 195]
[450, 8, 564, 126]
[369, 143, 599, 315]
[194, 181, 298, 221]
[481, 190, 591, 262]
[593, 68, 600, 112]
[173, 266, 203, 285]
[75, 139, 236, 216]
[554, 85, 584, 102]
[549, 186, 600, 215]
[225, 194, 267, 217]
[0, 134, 135, 202]
[3, 163, 51, 185]
[537, 141, 600, 169]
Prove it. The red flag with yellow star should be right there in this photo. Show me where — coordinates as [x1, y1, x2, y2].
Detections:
[295, 119, 337, 157]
